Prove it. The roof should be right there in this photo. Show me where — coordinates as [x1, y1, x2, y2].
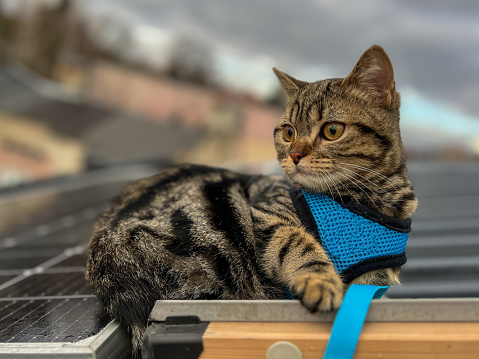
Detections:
[84, 114, 202, 166]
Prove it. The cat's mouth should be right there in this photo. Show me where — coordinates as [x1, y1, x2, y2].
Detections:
[291, 166, 315, 178]
[288, 166, 336, 193]
[293, 166, 314, 174]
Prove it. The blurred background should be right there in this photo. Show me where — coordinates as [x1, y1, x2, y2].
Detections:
[0, 2, 478, 350]
[1, 0, 479, 187]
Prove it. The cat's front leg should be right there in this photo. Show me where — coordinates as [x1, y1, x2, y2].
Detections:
[264, 226, 343, 312]
[291, 271, 343, 312]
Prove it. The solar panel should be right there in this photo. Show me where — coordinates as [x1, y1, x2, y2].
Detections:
[0, 298, 110, 343]
[387, 163, 479, 298]
[0, 172, 146, 358]
[0, 276, 17, 287]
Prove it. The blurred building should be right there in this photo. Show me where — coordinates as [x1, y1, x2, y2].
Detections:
[0, 65, 202, 188]
[85, 61, 216, 129]
[0, 113, 83, 186]
[0, 66, 90, 186]
[84, 60, 283, 166]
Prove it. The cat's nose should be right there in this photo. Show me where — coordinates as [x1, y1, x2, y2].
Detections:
[290, 152, 304, 165]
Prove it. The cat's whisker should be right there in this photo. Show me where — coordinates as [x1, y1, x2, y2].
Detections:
[335, 171, 381, 210]
[338, 166, 388, 194]
[317, 171, 334, 199]
[340, 170, 387, 205]
[322, 171, 344, 204]
[339, 163, 401, 190]
[329, 171, 355, 201]
[340, 162, 390, 181]
[330, 175, 344, 204]
[319, 171, 336, 200]
[337, 168, 397, 212]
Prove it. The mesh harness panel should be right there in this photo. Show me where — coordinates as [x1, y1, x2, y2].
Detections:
[290, 189, 411, 283]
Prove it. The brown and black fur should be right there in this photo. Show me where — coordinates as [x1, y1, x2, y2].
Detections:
[86, 45, 418, 357]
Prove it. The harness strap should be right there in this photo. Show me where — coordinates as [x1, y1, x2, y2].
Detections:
[323, 284, 389, 359]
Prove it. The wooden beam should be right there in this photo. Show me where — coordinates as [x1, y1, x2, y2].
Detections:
[200, 321, 479, 359]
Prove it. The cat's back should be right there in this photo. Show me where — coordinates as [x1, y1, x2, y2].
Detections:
[91, 163, 291, 243]
[87, 163, 292, 304]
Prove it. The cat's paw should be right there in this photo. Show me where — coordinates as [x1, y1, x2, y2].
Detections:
[291, 272, 343, 312]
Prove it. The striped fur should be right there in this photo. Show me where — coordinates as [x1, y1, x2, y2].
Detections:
[86, 45, 417, 357]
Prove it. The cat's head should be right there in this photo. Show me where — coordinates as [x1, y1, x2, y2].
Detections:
[273, 45, 417, 219]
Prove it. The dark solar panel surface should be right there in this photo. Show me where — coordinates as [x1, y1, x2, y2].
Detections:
[0, 298, 110, 343]
[0, 272, 92, 298]
[0, 174, 138, 347]
[387, 162, 479, 298]
[0, 276, 17, 287]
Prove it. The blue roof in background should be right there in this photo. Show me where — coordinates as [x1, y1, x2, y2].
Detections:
[401, 89, 479, 140]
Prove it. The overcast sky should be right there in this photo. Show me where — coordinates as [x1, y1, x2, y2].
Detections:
[85, 0, 479, 121]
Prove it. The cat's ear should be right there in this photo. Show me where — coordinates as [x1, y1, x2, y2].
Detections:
[342, 45, 398, 108]
[273, 68, 307, 97]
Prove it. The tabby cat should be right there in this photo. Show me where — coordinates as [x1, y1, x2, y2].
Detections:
[86, 45, 417, 357]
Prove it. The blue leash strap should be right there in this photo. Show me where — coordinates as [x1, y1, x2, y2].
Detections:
[323, 284, 389, 359]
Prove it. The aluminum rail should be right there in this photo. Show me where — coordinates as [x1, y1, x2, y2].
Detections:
[149, 298, 479, 323]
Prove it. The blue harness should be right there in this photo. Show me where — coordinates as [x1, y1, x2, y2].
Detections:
[288, 189, 412, 359]
[290, 189, 411, 283]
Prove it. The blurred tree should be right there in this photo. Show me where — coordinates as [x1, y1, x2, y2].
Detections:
[167, 37, 213, 86]
[0, 0, 101, 86]
[57, 6, 100, 65]
[0, 11, 15, 60]
[18, 0, 70, 78]
[265, 84, 287, 108]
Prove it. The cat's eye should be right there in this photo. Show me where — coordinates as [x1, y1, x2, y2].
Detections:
[322, 122, 345, 141]
[282, 126, 296, 142]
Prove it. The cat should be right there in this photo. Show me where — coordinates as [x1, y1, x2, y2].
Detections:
[86, 45, 418, 358]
